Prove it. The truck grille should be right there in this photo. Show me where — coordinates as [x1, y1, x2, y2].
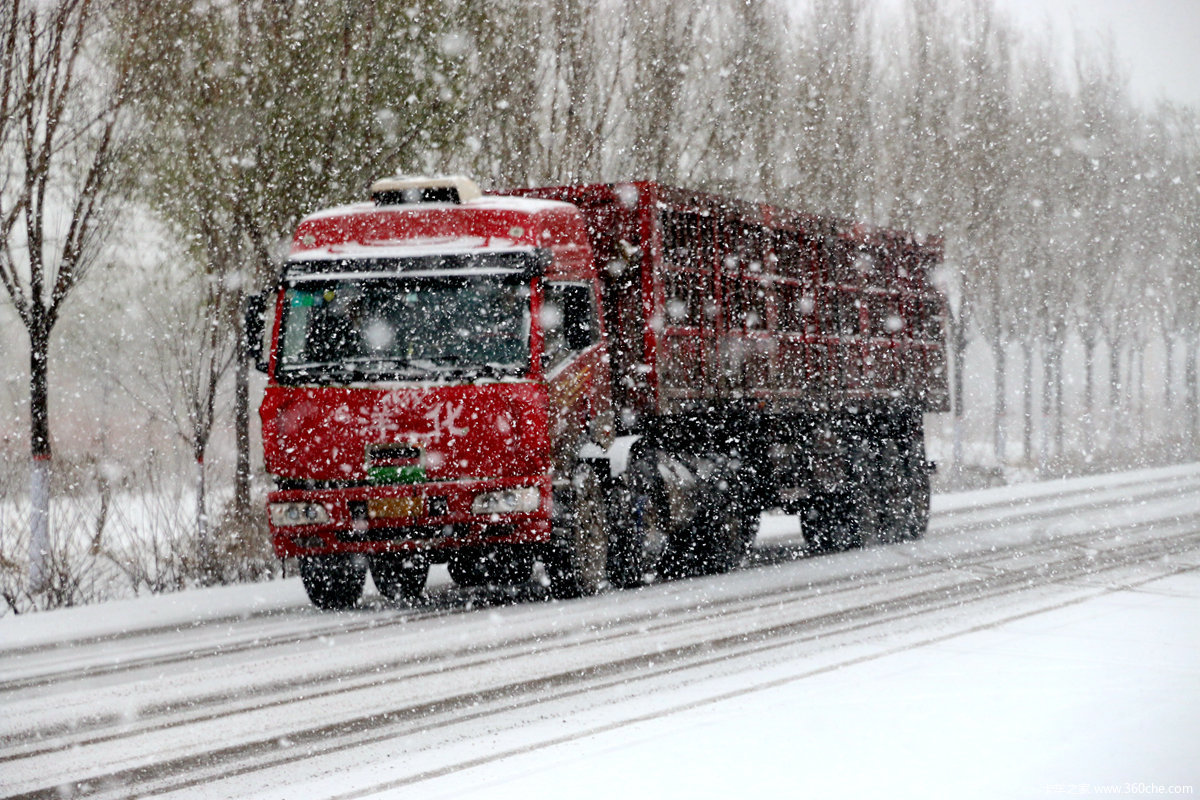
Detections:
[338, 525, 460, 543]
[336, 523, 516, 544]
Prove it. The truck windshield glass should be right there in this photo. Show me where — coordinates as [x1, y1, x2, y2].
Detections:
[277, 272, 531, 383]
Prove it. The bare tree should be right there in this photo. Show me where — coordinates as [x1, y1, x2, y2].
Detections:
[1145, 106, 1195, 440]
[117, 266, 236, 578]
[536, 0, 626, 183]
[957, 4, 1018, 464]
[0, 0, 137, 591]
[782, 0, 875, 218]
[455, 0, 545, 188]
[1162, 106, 1200, 446]
[621, 0, 698, 184]
[886, 0, 957, 232]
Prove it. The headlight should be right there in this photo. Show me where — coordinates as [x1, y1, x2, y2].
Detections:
[269, 502, 332, 526]
[471, 487, 541, 515]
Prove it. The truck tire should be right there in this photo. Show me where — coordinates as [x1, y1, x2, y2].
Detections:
[493, 548, 537, 585]
[868, 413, 929, 543]
[448, 546, 535, 587]
[369, 553, 429, 601]
[873, 438, 910, 544]
[299, 554, 367, 610]
[659, 455, 750, 578]
[545, 463, 609, 599]
[447, 553, 487, 587]
[694, 495, 752, 575]
[901, 463, 931, 540]
[608, 452, 670, 588]
[803, 490, 863, 553]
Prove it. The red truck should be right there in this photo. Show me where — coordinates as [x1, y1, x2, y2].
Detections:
[249, 176, 948, 609]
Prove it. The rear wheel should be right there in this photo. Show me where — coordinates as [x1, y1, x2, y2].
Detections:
[874, 411, 930, 542]
[692, 495, 752, 575]
[299, 554, 367, 610]
[803, 490, 863, 554]
[369, 553, 429, 601]
[608, 452, 670, 589]
[873, 438, 911, 544]
[546, 463, 609, 599]
[901, 462, 931, 540]
[660, 454, 751, 578]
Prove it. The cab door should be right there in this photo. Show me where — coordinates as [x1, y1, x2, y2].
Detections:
[541, 280, 612, 473]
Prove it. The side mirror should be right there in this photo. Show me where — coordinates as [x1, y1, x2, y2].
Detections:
[562, 285, 599, 352]
[564, 315, 592, 352]
[243, 293, 270, 373]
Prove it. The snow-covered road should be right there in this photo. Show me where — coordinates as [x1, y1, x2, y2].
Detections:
[3, 464, 1199, 799]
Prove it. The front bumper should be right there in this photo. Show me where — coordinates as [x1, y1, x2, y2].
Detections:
[267, 474, 553, 558]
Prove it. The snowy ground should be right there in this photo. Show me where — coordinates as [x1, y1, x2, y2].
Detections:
[2, 463, 1198, 799]
[413, 571, 1200, 800]
[402, 570, 1200, 800]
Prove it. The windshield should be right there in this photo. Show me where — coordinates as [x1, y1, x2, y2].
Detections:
[276, 269, 532, 384]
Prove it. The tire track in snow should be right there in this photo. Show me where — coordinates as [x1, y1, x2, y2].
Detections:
[2, 474, 1200, 743]
[14, 522, 1200, 799]
[4, 468, 1196, 696]
[329, 557, 1200, 800]
[3, 475, 1195, 758]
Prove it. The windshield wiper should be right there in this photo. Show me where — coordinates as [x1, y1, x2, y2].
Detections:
[342, 356, 426, 371]
[342, 355, 490, 377]
[279, 357, 422, 382]
[425, 355, 524, 380]
[280, 355, 521, 383]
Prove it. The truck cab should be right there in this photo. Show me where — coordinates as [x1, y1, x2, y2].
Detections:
[254, 176, 613, 608]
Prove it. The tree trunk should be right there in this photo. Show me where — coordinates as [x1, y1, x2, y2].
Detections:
[1163, 333, 1174, 414]
[1039, 338, 1052, 466]
[29, 458, 51, 592]
[234, 306, 251, 515]
[28, 324, 51, 592]
[952, 315, 967, 470]
[1022, 337, 1034, 463]
[1052, 335, 1065, 457]
[1082, 334, 1095, 456]
[196, 456, 211, 582]
[1187, 334, 1199, 448]
[992, 337, 1006, 464]
[1108, 336, 1121, 414]
[1136, 345, 1146, 450]
[1124, 341, 1137, 445]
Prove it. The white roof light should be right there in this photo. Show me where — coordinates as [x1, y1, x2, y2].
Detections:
[370, 175, 483, 206]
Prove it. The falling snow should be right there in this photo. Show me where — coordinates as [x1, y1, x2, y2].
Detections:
[0, 0, 1197, 796]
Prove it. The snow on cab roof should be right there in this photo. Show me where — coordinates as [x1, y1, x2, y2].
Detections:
[297, 193, 574, 224]
[286, 237, 535, 262]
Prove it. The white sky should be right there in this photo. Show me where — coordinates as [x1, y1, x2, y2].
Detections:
[996, 0, 1200, 108]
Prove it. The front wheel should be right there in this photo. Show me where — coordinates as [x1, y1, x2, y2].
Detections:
[545, 463, 609, 599]
[299, 554, 367, 610]
[369, 552, 429, 602]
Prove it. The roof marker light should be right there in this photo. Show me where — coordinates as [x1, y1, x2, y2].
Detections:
[370, 175, 482, 206]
